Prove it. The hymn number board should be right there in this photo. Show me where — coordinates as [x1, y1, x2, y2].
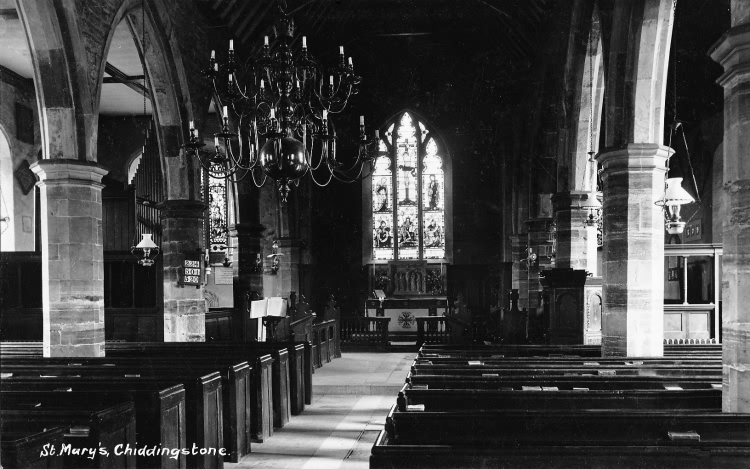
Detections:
[181, 253, 203, 286]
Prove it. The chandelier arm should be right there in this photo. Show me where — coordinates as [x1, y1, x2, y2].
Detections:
[330, 160, 367, 183]
[307, 139, 328, 171]
[307, 166, 334, 187]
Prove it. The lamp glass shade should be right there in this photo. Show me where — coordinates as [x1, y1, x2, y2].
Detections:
[655, 177, 694, 207]
[135, 233, 158, 249]
[579, 191, 602, 210]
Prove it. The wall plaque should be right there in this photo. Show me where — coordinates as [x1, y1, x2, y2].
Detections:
[214, 266, 234, 285]
[14, 160, 36, 195]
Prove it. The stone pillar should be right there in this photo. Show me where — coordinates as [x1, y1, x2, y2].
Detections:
[510, 234, 529, 310]
[552, 191, 590, 271]
[159, 200, 207, 342]
[30, 160, 108, 357]
[228, 222, 265, 341]
[711, 22, 750, 412]
[596, 144, 668, 357]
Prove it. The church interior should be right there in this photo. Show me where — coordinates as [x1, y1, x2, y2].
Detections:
[0, 0, 749, 467]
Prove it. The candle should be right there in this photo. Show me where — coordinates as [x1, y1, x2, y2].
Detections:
[260, 79, 265, 89]
[322, 110, 328, 121]
[339, 46, 344, 55]
[214, 63, 218, 71]
[229, 39, 234, 51]
[302, 36, 307, 48]
[264, 36, 269, 46]
[189, 120, 194, 130]
[270, 108, 275, 119]
[329, 75, 334, 86]
[211, 50, 215, 59]
[228, 73, 233, 83]
[348, 57, 353, 67]
[360, 115, 364, 126]
[296, 79, 300, 90]
[374, 129, 379, 139]
[214, 136, 219, 147]
[223, 106, 228, 118]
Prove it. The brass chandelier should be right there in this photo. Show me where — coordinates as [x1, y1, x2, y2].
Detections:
[184, 0, 382, 202]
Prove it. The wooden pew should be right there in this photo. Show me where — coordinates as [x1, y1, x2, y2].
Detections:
[410, 363, 721, 379]
[102, 343, 281, 440]
[105, 341, 310, 423]
[418, 344, 603, 357]
[1, 424, 67, 469]
[1, 384, 185, 469]
[398, 384, 722, 411]
[406, 370, 722, 389]
[386, 406, 750, 446]
[1, 357, 251, 463]
[1, 374, 221, 469]
[371, 425, 750, 469]
[1, 400, 136, 469]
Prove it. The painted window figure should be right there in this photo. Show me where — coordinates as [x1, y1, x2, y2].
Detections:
[375, 177, 389, 212]
[427, 174, 440, 210]
[375, 220, 392, 248]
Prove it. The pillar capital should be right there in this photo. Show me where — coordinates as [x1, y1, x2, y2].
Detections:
[596, 144, 671, 177]
[31, 159, 108, 187]
[710, 22, 750, 87]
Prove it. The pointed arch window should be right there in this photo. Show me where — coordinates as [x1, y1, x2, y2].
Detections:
[203, 164, 228, 256]
[369, 111, 450, 262]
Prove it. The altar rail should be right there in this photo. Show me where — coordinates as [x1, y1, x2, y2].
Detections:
[417, 316, 469, 346]
[341, 317, 391, 346]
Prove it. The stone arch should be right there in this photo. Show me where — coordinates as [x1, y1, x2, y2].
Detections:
[604, 0, 674, 146]
[14, 0, 95, 161]
[104, 0, 202, 201]
[569, 3, 606, 192]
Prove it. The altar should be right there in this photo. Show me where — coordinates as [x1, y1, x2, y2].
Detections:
[365, 297, 448, 334]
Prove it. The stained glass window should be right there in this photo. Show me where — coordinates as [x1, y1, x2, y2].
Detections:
[372, 140, 394, 260]
[370, 112, 448, 261]
[208, 163, 228, 255]
[422, 138, 445, 259]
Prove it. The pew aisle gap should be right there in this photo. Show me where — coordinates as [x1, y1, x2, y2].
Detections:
[226, 353, 413, 469]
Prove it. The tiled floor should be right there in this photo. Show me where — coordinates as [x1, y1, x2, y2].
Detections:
[226, 352, 414, 469]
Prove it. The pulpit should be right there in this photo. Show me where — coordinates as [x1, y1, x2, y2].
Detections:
[539, 268, 588, 345]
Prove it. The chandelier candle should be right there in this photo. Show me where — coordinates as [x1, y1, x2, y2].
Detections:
[194, 0, 379, 200]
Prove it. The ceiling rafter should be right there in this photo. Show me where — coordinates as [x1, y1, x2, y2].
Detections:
[104, 62, 150, 98]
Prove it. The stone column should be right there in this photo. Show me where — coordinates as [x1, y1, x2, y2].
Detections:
[711, 22, 750, 412]
[31, 160, 108, 357]
[159, 200, 207, 342]
[596, 144, 668, 357]
[552, 191, 591, 271]
[228, 222, 265, 341]
[509, 234, 529, 310]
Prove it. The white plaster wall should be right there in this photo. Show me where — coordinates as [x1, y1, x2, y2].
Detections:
[0, 78, 41, 251]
